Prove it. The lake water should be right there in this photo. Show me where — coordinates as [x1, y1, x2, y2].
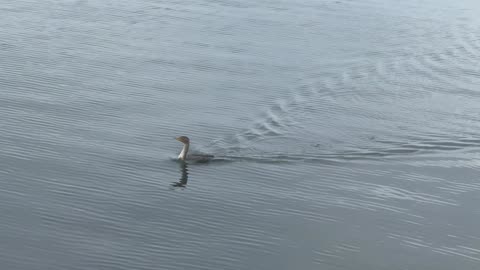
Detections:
[1, 0, 480, 269]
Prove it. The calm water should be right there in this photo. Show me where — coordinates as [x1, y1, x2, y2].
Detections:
[1, 0, 480, 269]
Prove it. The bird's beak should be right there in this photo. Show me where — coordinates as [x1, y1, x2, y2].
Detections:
[175, 137, 180, 141]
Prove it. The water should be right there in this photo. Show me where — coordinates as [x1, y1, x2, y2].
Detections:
[1, 0, 480, 269]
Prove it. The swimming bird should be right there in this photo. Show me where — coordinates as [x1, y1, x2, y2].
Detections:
[175, 136, 214, 162]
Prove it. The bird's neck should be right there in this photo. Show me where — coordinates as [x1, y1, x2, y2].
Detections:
[178, 143, 189, 160]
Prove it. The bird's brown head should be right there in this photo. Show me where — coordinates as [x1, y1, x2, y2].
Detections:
[175, 136, 190, 144]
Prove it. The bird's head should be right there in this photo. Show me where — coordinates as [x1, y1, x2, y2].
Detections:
[175, 136, 190, 144]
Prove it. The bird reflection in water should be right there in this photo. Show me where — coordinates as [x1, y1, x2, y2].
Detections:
[171, 161, 189, 188]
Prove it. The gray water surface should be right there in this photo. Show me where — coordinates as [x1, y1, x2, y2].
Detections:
[1, 0, 480, 269]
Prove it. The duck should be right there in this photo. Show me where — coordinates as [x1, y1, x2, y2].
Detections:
[175, 136, 214, 162]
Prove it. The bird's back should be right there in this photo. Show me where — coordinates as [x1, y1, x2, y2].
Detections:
[187, 153, 214, 162]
